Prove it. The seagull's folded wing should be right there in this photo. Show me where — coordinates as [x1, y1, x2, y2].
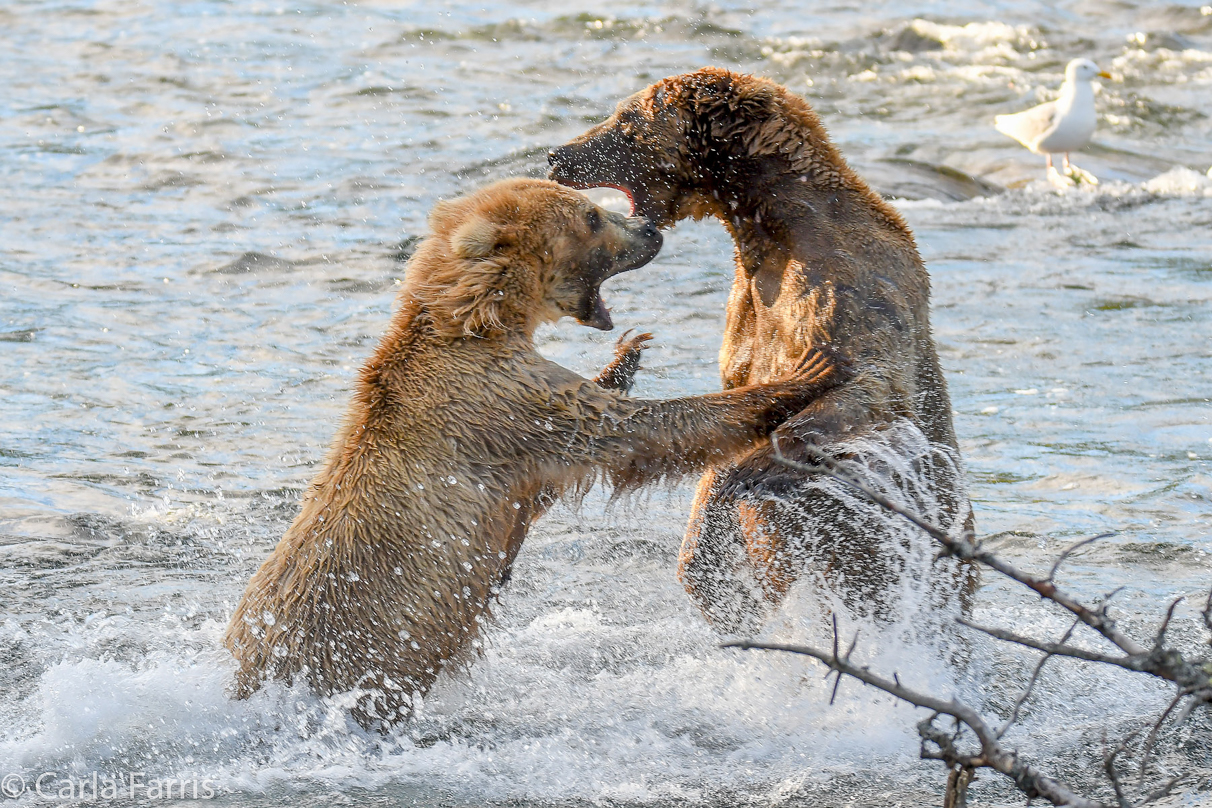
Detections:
[994, 101, 1058, 149]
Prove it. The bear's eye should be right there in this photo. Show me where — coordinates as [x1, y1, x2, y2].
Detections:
[586, 208, 603, 233]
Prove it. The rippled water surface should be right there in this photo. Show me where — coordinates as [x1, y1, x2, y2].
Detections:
[2, 1, 1211, 805]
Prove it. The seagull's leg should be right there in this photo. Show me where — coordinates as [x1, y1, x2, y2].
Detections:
[1063, 153, 1072, 172]
[1046, 154, 1054, 171]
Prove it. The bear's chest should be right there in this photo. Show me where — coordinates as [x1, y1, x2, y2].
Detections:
[721, 260, 835, 388]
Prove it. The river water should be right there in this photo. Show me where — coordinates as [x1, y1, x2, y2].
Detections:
[1, 1, 1210, 806]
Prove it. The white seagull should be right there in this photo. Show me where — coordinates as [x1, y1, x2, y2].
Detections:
[995, 58, 1110, 183]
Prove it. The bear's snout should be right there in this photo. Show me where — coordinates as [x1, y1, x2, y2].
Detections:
[547, 143, 594, 188]
[547, 131, 629, 189]
[612, 214, 662, 272]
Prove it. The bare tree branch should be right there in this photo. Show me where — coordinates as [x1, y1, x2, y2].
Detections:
[768, 436, 1212, 693]
[723, 638, 1108, 808]
[750, 434, 1212, 806]
[997, 616, 1081, 739]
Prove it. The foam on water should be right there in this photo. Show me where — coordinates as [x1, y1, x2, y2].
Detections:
[1, 466, 1201, 805]
[1142, 166, 1212, 196]
[0, 536, 956, 804]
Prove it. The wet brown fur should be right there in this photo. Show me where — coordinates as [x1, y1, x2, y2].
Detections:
[550, 68, 975, 631]
[224, 178, 850, 728]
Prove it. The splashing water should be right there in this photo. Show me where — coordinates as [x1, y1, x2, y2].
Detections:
[755, 421, 974, 653]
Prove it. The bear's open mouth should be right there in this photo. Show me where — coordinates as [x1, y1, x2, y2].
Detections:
[557, 177, 636, 218]
[601, 185, 636, 217]
[581, 256, 654, 331]
[587, 289, 614, 330]
[577, 284, 615, 331]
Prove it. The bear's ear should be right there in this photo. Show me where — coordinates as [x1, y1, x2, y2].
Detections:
[450, 215, 503, 260]
[428, 197, 466, 235]
[423, 213, 528, 337]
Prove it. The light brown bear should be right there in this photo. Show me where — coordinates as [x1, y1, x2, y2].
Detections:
[549, 68, 975, 632]
[224, 177, 851, 729]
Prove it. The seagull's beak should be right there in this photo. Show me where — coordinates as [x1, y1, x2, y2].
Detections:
[1097, 71, 1112, 79]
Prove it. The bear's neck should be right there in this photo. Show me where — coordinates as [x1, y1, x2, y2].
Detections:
[685, 98, 914, 278]
[358, 301, 532, 405]
[682, 108, 931, 363]
[693, 163, 905, 279]
[397, 278, 542, 345]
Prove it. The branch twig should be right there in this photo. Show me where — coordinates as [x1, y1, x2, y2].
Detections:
[749, 434, 1212, 806]
[956, 619, 1135, 668]
[1138, 688, 1187, 784]
[1049, 533, 1115, 582]
[723, 638, 1105, 808]
[996, 615, 1081, 739]
[767, 435, 1212, 692]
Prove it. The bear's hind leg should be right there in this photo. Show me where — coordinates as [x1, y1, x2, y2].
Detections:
[737, 498, 802, 606]
[678, 469, 773, 635]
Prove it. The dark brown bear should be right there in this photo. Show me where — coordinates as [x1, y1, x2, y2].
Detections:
[225, 178, 851, 729]
[550, 68, 975, 632]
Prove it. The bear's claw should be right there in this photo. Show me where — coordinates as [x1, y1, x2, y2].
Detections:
[792, 343, 855, 386]
[614, 329, 654, 359]
[594, 329, 655, 393]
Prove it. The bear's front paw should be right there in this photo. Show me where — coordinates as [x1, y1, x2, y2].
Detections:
[594, 330, 654, 393]
[791, 344, 854, 387]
